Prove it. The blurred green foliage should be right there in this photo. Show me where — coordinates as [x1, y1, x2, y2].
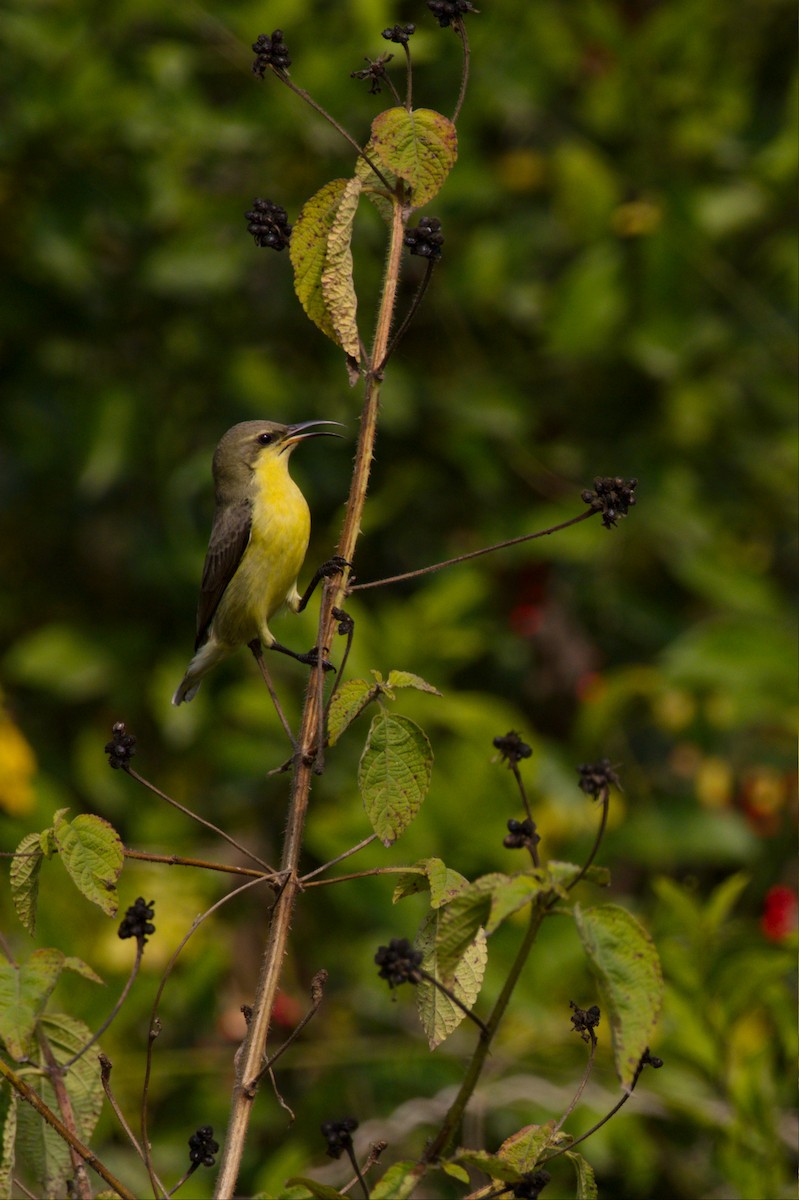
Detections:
[0, 0, 795, 1197]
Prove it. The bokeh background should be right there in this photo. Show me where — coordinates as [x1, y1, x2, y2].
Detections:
[1, 0, 796, 1197]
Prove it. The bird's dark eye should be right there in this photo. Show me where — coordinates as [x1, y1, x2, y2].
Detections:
[257, 432, 274, 445]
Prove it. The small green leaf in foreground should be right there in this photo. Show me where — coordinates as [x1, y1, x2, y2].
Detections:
[369, 108, 458, 207]
[10, 832, 43, 935]
[53, 810, 123, 916]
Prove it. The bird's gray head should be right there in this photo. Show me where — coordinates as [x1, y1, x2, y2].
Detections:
[211, 420, 343, 502]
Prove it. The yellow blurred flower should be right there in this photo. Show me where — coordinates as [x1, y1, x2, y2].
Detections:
[0, 703, 36, 815]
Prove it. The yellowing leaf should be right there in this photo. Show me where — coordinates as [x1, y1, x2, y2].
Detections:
[359, 711, 432, 846]
[327, 678, 377, 746]
[10, 832, 43, 935]
[53, 811, 123, 916]
[369, 108, 458, 207]
[385, 670, 442, 696]
[575, 904, 663, 1090]
[417, 924, 487, 1050]
[566, 1151, 598, 1199]
[290, 178, 362, 358]
[497, 1122, 557, 1174]
[371, 1161, 421, 1199]
[0, 949, 65, 1060]
[393, 857, 468, 908]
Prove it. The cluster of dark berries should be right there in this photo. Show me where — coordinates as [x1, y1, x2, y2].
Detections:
[581, 476, 638, 529]
[404, 216, 444, 261]
[375, 938, 423, 987]
[105, 722, 136, 770]
[351, 54, 393, 95]
[493, 731, 533, 766]
[321, 1117, 358, 1160]
[511, 1169, 551, 1200]
[504, 817, 540, 851]
[245, 199, 292, 251]
[577, 759, 620, 799]
[118, 898, 155, 944]
[641, 1048, 664, 1070]
[187, 1126, 219, 1168]
[427, 0, 478, 28]
[569, 1000, 601, 1042]
[382, 23, 416, 44]
[252, 30, 291, 77]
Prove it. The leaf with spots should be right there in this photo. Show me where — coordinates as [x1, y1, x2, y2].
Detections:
[359, 710, 433, 845]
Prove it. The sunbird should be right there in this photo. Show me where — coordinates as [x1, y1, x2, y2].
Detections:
[172, 419, 343, 706]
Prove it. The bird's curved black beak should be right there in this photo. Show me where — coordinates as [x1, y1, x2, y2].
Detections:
[282, 419, 346, 449]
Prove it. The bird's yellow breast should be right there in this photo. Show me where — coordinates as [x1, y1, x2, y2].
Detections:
[212, 453, 310, 647]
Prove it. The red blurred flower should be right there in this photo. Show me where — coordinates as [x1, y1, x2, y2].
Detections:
[760, 885, 798, 942]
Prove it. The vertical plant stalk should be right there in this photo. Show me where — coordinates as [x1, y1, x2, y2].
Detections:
[37, 1032, 92, 1200]
[422, 899, 546, 1165]
[214, 198, 407, 1199]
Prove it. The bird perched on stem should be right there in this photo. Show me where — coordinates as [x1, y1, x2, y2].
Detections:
[172, 419, 344, 706]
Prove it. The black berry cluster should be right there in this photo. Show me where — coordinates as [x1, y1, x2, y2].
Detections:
[503, 817, 540, 851]
[581, 476, 638, 529]
[321, 1117, 358, 1159]
[382, 23, 416, 44]
[569, 1000, 601, 1042]
[493, 731, 533, 766]
[427, 0, 478, 28]
[351, 54, 393, 95]
[375, 938, 423, 987]
[105, 722, 136, 770]
[187, 1126, 219, 1168]
[577, 759, 620, 799]
[404, 216, 444, 260]
[512, 1169, 551, 1199]
[245, 199, 292, 251]
[118, 897, 155, 945]
[251, 30, 291, 77]
[641, 1048, 664, 1070]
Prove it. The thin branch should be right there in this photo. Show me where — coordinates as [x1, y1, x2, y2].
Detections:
[124, 766, 274, 872]
[452, 18, 471, 124]
[0, 1058, 136, 1200]
[300, 834, 378, 882]
[167, 1163, 199, 1197]
[244, 968, 328, 1096]
[274, 71, 394, 192]
[11, 1177, 37, 1200]
[345, 1141, 371, 1200]
[60, 942, 143, 1068]
[123, 848, 269, 879]
[98, 1052, 171, 1197]
[322, 607, 356, 720]
[142, 875, 271, 1198]
[542, 1054, 654, 1164]
[37, 1030, 92, 1200]
[341, 1141, 388, 1196]
[377, 258, 436, 374]
[553, 1031, 598, 1133]
[349, 509, 596, 591]
[303, 865, 422, 889]
[508, 761, 539, 868]
[563, 787, 610, 895]
[403, 43, 413, 110]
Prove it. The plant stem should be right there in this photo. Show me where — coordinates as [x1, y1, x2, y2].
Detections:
[60, 942, 143, 1068]
[563, 788, 610, 894]
[350, 509, 596, 591]
[123, 848, 269, 879]
[452, 19, 471, 124]
[0, 1058, 136, 1200]
[422, 899, 546, 1164]
[214, 198, 407, 1200]
[37, 1030, 92, 1200]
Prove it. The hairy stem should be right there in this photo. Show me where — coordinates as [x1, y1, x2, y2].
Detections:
[0, 1058, 135, 1200]
[423, 899, 546, 1163]
[214, 198, 407, 1199]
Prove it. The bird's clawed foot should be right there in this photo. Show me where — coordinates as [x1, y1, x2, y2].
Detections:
[296, 646, 337, 673]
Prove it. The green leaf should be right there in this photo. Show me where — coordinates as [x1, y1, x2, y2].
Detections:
[574, 904, 664, 1089]
[0, 1085, 17, 1199]
[392, 857, 468, 908]
[416, 902, 488, 1048]
[39, 826, 57, 857]
[10, 832, 44, 936]
[385, 670, 442, 696]
[62, 957, 104, 985]
[53, 811, 123, 916]
[440, 1161, 470, 1184]
[371, 1161, 421, 1199]
[547, 861, 611, 891]
[497, 1122, 557, 1174]
[0, 949, 65, 1060]
[284, 1180, 347, 1200]
[451, 1148, 523, 1183]
[480, 871, 549, 934]
[359, 710, 433, 846]
[369, 108, 458, 208]
[290, 178, 362, 358]
[423, 888, 491, 982]
[566, 1151, 598, 1200]
[326, 678, 377, 746]
[15, 1013, 102, 1200]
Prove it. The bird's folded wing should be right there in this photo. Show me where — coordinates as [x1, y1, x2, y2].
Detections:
[195, 500, 253, 649]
